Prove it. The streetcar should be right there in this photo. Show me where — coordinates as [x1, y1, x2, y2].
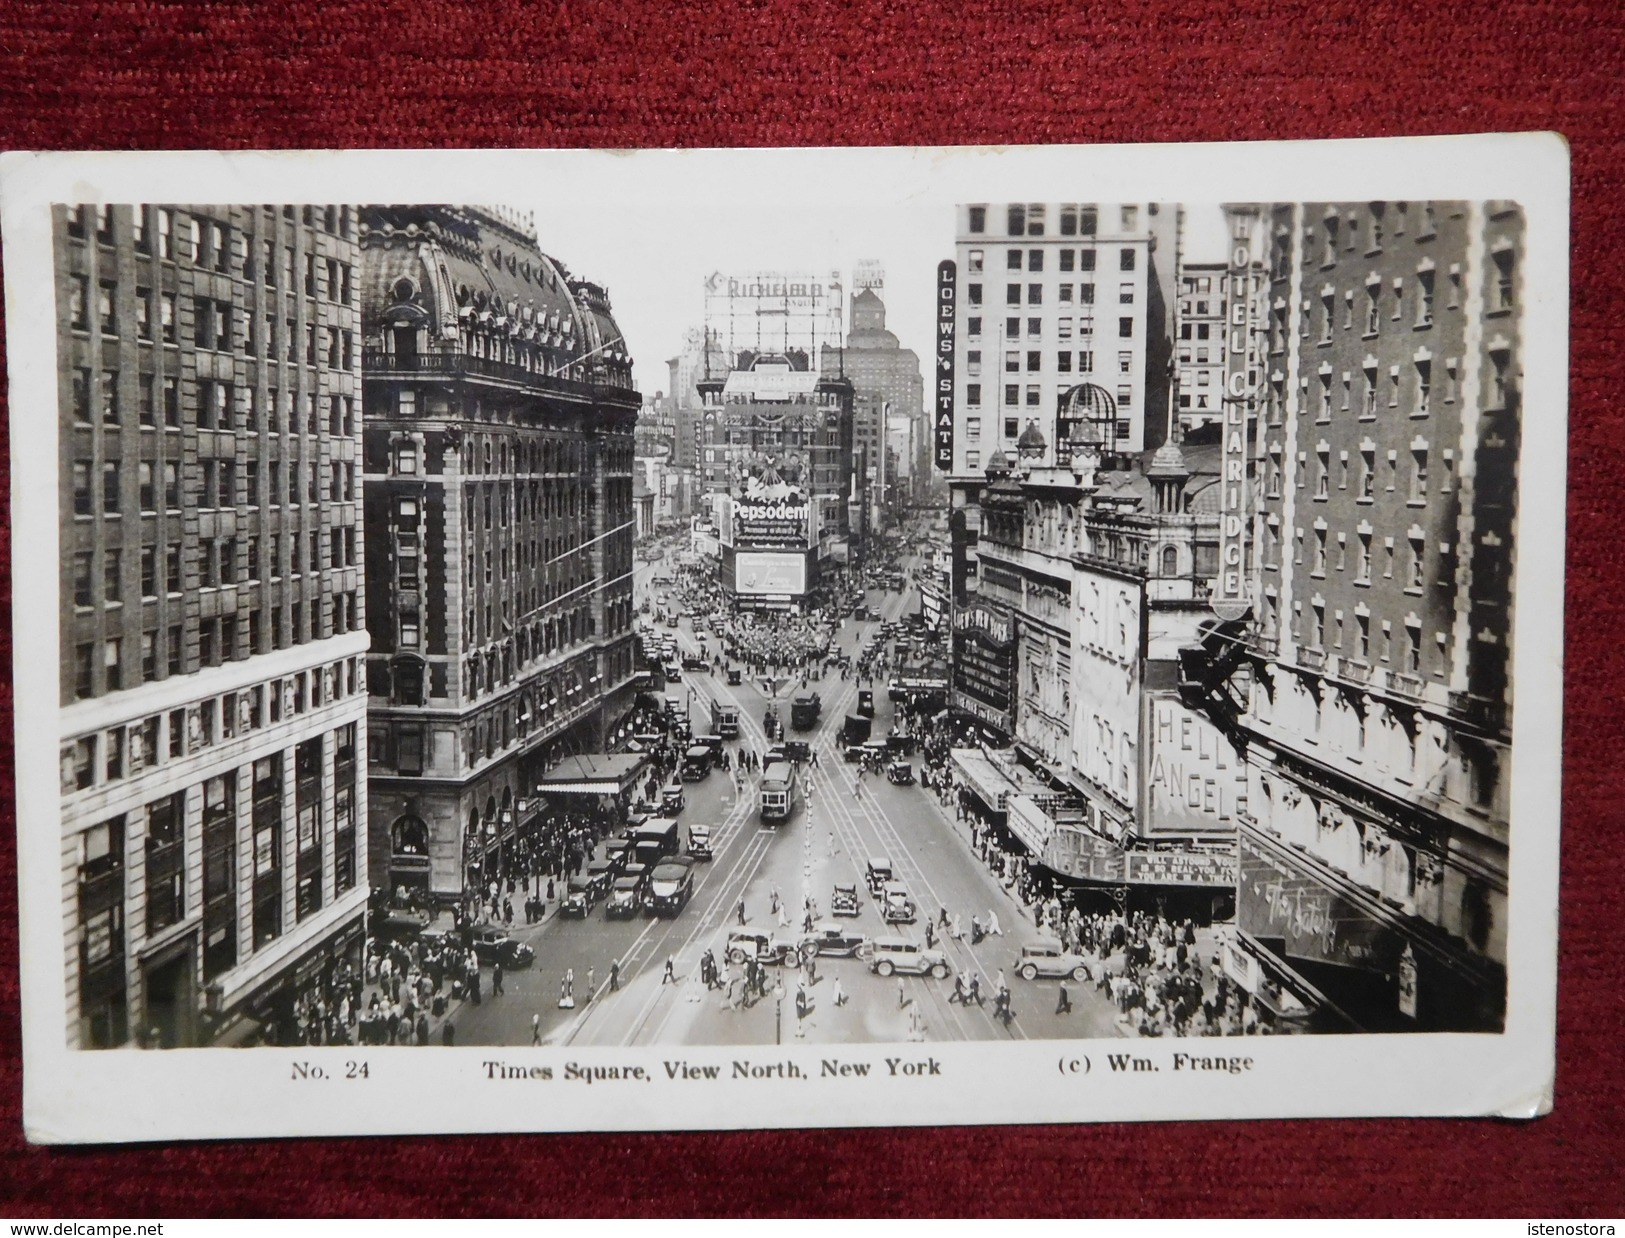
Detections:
[758, 760, 802, 825]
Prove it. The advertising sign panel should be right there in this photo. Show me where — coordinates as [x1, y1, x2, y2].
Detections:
[734, 552, 807, 597]
[1124, 849, 1237, 887]
[1044, 825, 1125, 883]
[1146, 696, 1248, 835]
[1071, 568, 1142, 816]
[733, 498, 810, 549]
[934, 260, 956, 470]
[951, 600, 1016, 732]
[1238, 828, 1400, 974]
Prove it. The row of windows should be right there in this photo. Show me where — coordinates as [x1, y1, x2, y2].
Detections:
[64, 666, 362, 797]
[965, 204, 1141, 238]
[71, 367, 356, 438]
[1304, 201, 1443, 270]
[979, 348, 1134, 375]
[1263, 517, 1444, 598]
[966, 247, 1110, 274]
[1281, 592, 1446, 681]
[962, 373, 1133, 410]
[68, 274, 356, 363]
[70, 594, 361, 700]
[70, 455, 358, 516]
[71, 526, 360, 613]
[66, 203, 353, 268]
[964, 279, 1134, 309]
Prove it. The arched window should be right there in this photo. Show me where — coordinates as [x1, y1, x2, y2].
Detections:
[391, 815, 429, 856]
[1161, 545, 1179, 577]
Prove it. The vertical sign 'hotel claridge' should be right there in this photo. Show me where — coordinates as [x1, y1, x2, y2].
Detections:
[1215, 209, 1261, 620]
[934, 260, 957, 470]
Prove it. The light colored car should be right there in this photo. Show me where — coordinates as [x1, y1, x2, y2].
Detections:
[880, 880, 917, 924]
[867, 936, 950, 979]
[1015, 936, 1093, 982]
[725, 928, 798, 967]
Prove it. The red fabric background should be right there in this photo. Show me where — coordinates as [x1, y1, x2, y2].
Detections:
[0, 0, 1620, 1218]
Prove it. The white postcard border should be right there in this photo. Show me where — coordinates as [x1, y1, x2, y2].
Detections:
[1, 135, 1568, 1143]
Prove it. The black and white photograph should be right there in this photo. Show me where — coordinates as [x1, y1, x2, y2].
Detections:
[1, 139, 1567, 1142]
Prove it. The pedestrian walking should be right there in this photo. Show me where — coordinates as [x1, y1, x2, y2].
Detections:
[663, 956, 676, 984]
[492, 962, 504, 996]
[442, 1021, 456, 1047]
[988, 909, 1004, 936]
[610, 959, 621, 992]
[1056, 982, 1072, 1015]
[586, 967, 595, 1002]
[832, 976, 846, 1007]
[737, 898, 747, 926]
[897, 976, 907, 1009]
[531, 1012, 542, 1045]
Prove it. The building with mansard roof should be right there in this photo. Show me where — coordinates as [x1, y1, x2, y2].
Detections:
[359, 206, 641, 903]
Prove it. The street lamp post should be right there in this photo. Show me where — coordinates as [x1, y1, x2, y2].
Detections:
[774, 982, 785, 1045]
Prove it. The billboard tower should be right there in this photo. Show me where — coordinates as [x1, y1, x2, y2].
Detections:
[703, 270, 845, 365]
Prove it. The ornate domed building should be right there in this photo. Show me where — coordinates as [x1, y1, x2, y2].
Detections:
[359, 206, 642, 901]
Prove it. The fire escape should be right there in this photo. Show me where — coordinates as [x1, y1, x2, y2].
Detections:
[1176, 616, 1252, 750]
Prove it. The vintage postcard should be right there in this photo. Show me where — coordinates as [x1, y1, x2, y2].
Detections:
[1, 136, 1567, 1142]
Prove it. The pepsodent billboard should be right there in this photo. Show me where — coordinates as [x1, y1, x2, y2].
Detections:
[734, 552, 807, 597]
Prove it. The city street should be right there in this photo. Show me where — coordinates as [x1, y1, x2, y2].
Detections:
[451, 553, 1127, 1047]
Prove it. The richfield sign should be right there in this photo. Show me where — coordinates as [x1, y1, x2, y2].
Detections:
[935, 259, 956, 471]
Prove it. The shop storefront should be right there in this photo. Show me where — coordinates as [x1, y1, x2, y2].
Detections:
[1236, 823, 1505, 1033]
[206, 911, 365, 1048]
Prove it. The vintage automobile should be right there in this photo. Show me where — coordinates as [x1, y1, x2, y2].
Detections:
[783, 739, 811, 763]
[585, 859, 616, 897]
[604, 876, 646, 920]
[469, 926, 535, 969]
[681, 653, 708, 672]
[687, 824, 713, 860]
[831, 882, 862, 917]
[560, 876, 597, 918]
[621, 862, 649, 892]
[1016, 936, 1094, 982]
[661, 785, 686, 815]
[724, 928, 799, 968]
[867, 936, 951, 979]
[798, 921, 871, 962]
[880, 881, 918, 924]
[842, 744, 866, 764]
[726, 667, 743, 686]
[886, 761, 915, 786]
[865, 857, 894, 897]
[857, 689, 875, 717]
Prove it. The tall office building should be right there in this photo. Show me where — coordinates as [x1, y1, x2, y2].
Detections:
[944, 202, 1177, 606]
[819, 276, 924, 543]
[1175, 260, 1229, 437]
[359, 206, 640, 904]
[56, 204, 369, 1049]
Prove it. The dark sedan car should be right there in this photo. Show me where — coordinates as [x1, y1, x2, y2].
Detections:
[561, 877, 596, 918]
[470, 926, 535, 968]
[798, 922, 872, 962]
